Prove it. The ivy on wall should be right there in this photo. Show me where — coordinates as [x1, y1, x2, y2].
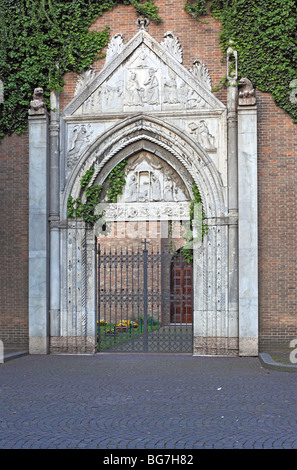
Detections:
[67, 166, 103, 225]
[0, 0, 296, 140]
[184, 0, 207, 19]
[186, 0, 297, 122]
[67, 159, 128, 226]
[0, 0, 160, 138]
[169, 182, 208, 263]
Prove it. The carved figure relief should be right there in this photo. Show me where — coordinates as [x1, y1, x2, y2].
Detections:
[70, 28, 220, 115]
[190, 59, 212, 91]
[178, 82, 206, 109]
[124, 173, 138, 202]
[160, 31, 183, 64]
[82, 94, 95, 114]
[151, 173, 162, 201]
[81, 78, 124, 113]
[143, 68, 159, 105]
[121, 153, 189, 203]
[67, 124, 93, 168]
[188, 120, 216, 151]
[163, 69, 179, 104]
[102, 81, 124, 108]
[163, 174, 174, 201]
[126, 71, 144, 106]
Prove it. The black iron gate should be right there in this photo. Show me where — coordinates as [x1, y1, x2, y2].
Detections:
[96, 239, 193, 353]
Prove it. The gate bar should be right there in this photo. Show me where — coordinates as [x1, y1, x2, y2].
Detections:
[143, 239, 148, 352]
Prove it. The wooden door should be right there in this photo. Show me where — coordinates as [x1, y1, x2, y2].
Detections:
[170, 256, 193, 324]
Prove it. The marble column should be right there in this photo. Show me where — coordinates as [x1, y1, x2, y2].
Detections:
[227, 84, 239, 348]
[226, 42, 239, 355]
[28, 112, 49, 354]
[49, 91, 60, 338]
[238, 105, 258, 356]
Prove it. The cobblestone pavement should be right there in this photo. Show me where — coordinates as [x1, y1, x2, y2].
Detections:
[0, 353, 296, 450]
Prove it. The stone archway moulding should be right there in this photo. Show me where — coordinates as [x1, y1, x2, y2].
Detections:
[62, 114, 226, 221]
[54, 114, 235, 356]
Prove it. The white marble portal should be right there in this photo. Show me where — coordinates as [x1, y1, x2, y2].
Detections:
[28, 26, 258, 356]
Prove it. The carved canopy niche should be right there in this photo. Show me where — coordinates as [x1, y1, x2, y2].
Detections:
[99, 151, 191, 222]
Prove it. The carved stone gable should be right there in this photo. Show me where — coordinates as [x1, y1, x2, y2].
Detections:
[63, 29, 225, 117]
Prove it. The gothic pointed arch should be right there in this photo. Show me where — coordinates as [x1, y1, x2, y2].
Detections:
[62, 114, 226, 222]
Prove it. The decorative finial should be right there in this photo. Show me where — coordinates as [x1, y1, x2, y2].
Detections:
[226, 40, 238, 86]
[136, 17, 150, 31]
[161, 31, 183, 64]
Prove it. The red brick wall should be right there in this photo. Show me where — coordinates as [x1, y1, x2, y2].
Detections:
[1, 0, 297, 352]
[0, 131, 29, 349]
[257, 91, 297, 351]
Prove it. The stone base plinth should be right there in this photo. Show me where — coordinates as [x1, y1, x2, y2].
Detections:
[50, 336, 96, 354]
[29, 337, 49, 355]
[193, 336, 239, 356]
[239, 337, 258, 356]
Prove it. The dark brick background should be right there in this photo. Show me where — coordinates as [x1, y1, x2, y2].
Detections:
[0, 131, 29, 349]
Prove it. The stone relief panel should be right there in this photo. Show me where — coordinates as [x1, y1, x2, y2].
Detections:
[75, 66, 125, 115]
[67, 124, 94, 169]
[66, 121, 117, 173]
[98, 152, 191, 222]
[163, 69, 179, 104]
[102, 201, 191, 222]
[65, 27, 226, 117]
[125, 66, 160, 108]
[119, 152, 190, 203]
[122, 48, 162, 111]
[188, 120, 216, 152]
